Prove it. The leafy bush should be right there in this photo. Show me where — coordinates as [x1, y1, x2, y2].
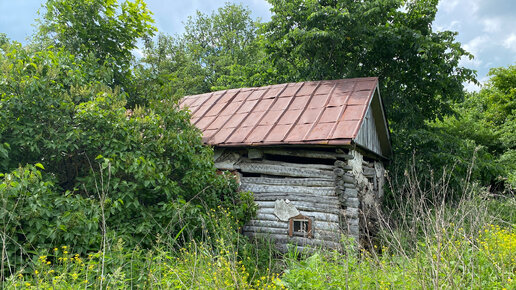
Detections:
[0, 165, 100, 270]
[0, 26, 254, 269]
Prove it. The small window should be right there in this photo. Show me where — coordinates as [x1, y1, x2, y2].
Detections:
[289, 214, 313, 238]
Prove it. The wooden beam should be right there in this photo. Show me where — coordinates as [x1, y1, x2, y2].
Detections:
[263, 149, 339, 160]
[241, 183, 335, 196]
[239, 163, 334, 179]
[241, 177, 334, 187]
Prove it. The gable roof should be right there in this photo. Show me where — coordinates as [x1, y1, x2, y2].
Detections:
[180, 77, 392, 158]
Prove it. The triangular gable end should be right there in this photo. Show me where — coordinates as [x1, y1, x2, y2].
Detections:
[354, 86, 392, 159]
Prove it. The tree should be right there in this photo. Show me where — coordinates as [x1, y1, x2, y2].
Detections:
[139, 3, 262, 97]
[37, 0, 156, 106]
[262, 0, 476, 133]
[433, 65, 516, 189]
[0, 1, 254, 262]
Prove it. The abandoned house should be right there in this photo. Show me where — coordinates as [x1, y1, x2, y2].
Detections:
[179, 77, 392, 251]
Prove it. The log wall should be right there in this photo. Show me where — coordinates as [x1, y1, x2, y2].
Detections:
[213, 146, 385, 252]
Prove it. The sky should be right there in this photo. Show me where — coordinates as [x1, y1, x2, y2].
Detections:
[1, 0, 515, 91]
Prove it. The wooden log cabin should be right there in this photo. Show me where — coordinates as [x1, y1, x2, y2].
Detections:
[180, 77, 392, 251]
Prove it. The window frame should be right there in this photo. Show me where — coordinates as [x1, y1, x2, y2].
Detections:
[288, 214, 313, 238]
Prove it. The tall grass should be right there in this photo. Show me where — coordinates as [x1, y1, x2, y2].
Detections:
[4, 205, 283, 289]
[3, 159, 515, 289]
[281, 159, 515, 289]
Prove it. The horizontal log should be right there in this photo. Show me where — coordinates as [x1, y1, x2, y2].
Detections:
[244, 227, 342, 242]
[314, 231, 341, 242]
[255, 212, 339, 224]
[346, 198, 359, 208]
[241, 183, 335, 196]
[314, 220, 341, 231]
[255, 202, 340, 216]
[263, 149, 340, 160]
[363, 167, 376, 176]
[255, 201, 340, 214]
[246, 159, 335, 171]
[334, 160, 353, 171]
[344, 188, 359, 197]
[241, 177, 334, 187]
[239, 163, 334, 179]
[298, 211, 340, 223]
[246, 232, 342, 249]
[253, 193, 338, 203]
[343, 208, 359, 218]
[247, 220, 287, 229]
[247, 219, 339, 232]
[336, 175, 355, 184]
[243, 226, 286, 235]
[347, 219, 359, 226]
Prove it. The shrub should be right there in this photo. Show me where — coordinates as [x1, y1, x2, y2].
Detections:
[0, 35, 254, 267]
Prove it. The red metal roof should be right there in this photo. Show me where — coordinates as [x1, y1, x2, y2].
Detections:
[180, 77, 378, 147]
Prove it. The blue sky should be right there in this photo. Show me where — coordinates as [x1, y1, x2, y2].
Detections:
[1, 0, 515, 91]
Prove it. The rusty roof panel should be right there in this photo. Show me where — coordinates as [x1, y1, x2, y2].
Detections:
[341, 105, 367, 121]
[281, 83, 303, 97]
[278, 109, 302, 125]
[319, 107, 342, 123]
[306, 122, 334, 140]
[299, 108, 321, 124]
[180, 77, 378, 147]
[297, 82, 319, 95]
[259, 110, 283, 126]
[246, 125, 273, 143]
[331, 121, 359, 139]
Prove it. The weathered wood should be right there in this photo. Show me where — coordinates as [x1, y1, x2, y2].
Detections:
[241, 177, 334, 187]
[244, 227, 342, 242]
[239, 163, 334, 179]
[245, 159, 335, 171]
[263, 149, 340, 160]
[254, 193, 338, 207]
[241, 183, 335, 196]
[255, 201, 339, 213]
[247, 220, 287, 229]
[246, 233, 342, 249]
[243, 226, 286, 235]
[344, 188, 359, 197]
[298, 211, 340, 223]
[346, 198, 360, 208]
[343, 208, 359, 218]
[255, 212, 339, 223]
[314, 231, 341, 242]
[248, 149, 263, 159]
[334, 160, 353, 171]
[364, 167, 376, 176]
[335, 175, 355, 184]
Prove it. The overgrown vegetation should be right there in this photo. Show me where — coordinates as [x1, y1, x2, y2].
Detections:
[0, 0, 514, 288]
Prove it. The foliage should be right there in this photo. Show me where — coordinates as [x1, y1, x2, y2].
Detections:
[432, 64, 516, 189]
[4, 208, 279, 289]
[262, 0, 476, 133]
[138, 3, 263, 97]
[37, 0, 157, 106]
[0, 2, 253, 271]
[281, 223, 515, 289]
[0, 165, 100, 271]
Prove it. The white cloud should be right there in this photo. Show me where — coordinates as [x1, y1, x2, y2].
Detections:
[438, 0, 461, 13]
[463, 35, 490, 58]
[482, 18, 501, 33]
[503, 33, 516, 52]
